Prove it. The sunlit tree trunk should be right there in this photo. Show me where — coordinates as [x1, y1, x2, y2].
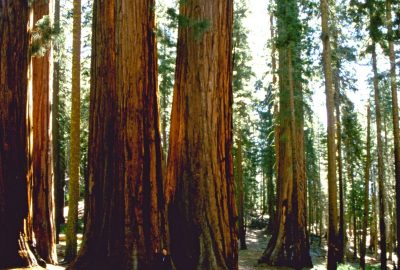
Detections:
[165, 0, 238, 269]
[30, 0, 57, 263]
[320, 0, 339, 268]
[65, 0, 81, 261]
[67, 0, 164, 269]
[259, 1, 312, 266]
[0, 1, 38, 268]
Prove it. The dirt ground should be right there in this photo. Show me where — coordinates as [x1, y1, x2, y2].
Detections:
[5, 228, 396, 270]
[238, 229, 326, 270]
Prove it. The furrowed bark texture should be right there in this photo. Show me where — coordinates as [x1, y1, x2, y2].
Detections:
[165, 1, 238, 269]
[0, 0, 38, 268]
[30, 0, 57, 263]
[68, 0, 164, 269]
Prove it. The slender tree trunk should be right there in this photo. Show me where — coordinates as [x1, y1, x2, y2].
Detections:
[385, 0, 400, 263]
[320, 0, 339, 268]
[67, 0, 165, 268]
[0, 1, 38, 268]
[165, 0, 238, 269]
[269, 11, 277, 234]
[236, 135, 247, 250]
[53, 0, 65, 244]
[65, 0, 81, 262]
[371, 41, 387, 270]
[30, 0, 57, 264]
[388, 202, 393, 261]
[350, 170, 357, 259]
[360, 105, 371, 269]
[334, 64, 345, 264]
[370, 172, 378, 256]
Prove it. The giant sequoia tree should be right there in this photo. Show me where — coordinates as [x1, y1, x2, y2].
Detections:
[0, 1, 37, 268]
[165, 0, 238, 269]
[30, 0, 57, 263]
[67, 0, 164, 269]
[258, 0, 312, 267]
[320, 0, 340, 269]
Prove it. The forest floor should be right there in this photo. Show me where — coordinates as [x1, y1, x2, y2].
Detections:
[7, 227, 395, 270]
[238, 228, 326, 270]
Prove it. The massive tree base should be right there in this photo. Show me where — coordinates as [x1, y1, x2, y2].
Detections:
[258, 236, 313, 269]
[1, 235, 39, 269]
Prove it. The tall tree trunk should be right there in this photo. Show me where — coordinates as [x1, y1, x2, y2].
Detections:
[67, 0, 164, 269]
[236, 135, 247, 250]
[165, 0, 238, 269]
[268, 11, 278, 234]
[370, 172, 378, 257]
[259, 1, 312, 266]
[53, 0, 65, 244]
[334, 57, 345, 264]
[30, 0, 57, 263]
[0, 1, 38, 268]
[65, 0, 81, 262]
[349, 169, 357, 259]
[371, 41, 387, 270]
[360, 105, 371, 269]
[385, 0, 400, 263]
[320, 0, 339, 268]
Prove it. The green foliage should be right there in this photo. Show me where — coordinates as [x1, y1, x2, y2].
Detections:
[232, 0, 258, 216]
[156, 3, 178, 155]
[166, 7, 211, 40]
[337, 264, 357, 270]
[31, 15, 60, 56]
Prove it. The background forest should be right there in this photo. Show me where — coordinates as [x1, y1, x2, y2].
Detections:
[0, 0, 400, 269]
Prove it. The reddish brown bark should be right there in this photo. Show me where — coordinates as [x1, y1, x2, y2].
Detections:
[0, 1, 38, 268]
[67, 0, 164, 269]
[165, 0, 238, 269]
[320, 0, 340, 268]
[29, 0, 57, 264]
[259, 45, 312, 269]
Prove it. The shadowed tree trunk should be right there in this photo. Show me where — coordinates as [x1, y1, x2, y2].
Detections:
[333, 34, 345, 262]
[235, 134, 247, 250]
[320, 0, 340, 268]
[371, 41, 387, 270]
[53, 0, 65, 244]
[165, 0, 238, 269]
[30, 0, 57, 263]
[360, 105, 371, 270]
[67, 0, 164, 269]
[385, 0, 400, 262]
[0, 1, 38, 268]
[370, 172, 378, 256]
